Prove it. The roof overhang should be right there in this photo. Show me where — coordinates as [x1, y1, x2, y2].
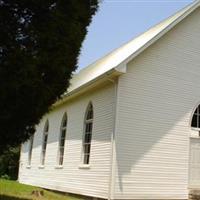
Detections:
[53, 67, 125, 107]
[53, 0, 200, 108]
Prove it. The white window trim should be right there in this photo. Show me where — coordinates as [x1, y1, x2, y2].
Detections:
[79, 164, 90, 169]
[55, 165, 63, 169]
[40, 120, 49, 166]
[57, 113, 67, 166]
[27, 135, 34, 166]
[80, 102, 93, 166]
[191, 106, 200, 129]
[191, 127, 200, 131]
[38, 165, 45, 169]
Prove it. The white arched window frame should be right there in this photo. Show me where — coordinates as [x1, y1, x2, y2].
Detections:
[57, 113, 67, 166]
[191, 105, 200, 129]
[41, 120, 49, 166]
[82, 103, 93, 165]
[28, 135, 34, 166]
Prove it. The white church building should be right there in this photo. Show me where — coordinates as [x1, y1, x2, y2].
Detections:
[18, 1, 200, 199]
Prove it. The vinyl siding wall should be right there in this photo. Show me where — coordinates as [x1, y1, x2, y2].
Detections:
[113, 8, 200, 199]
[18, 83, 115, 199]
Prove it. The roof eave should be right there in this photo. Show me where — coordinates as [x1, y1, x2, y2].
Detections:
[53, 67, 125, 107]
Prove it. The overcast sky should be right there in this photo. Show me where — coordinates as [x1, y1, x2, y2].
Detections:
[77, 0, 194, 71]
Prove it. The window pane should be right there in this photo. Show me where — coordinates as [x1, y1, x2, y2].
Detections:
[194, 108, 198, 115]
[44, 134, 48, 143]
[197, 107, 200, 115]
[84, 133, 91, 143]
[86, 124, 89, 132]
[60, 138, 65, 147]
[88, 123, 92, 132]
[59, 147, 64, 161]
[61, 130, 66, 138]
[192, 114, 198, 128]
[41, 151, 45, 165]
[63, 120, 67, 128]
[84, 154, 90, 164]
[59, 157, 64, 165]
[41, 121, 49, 165]
[86, 122, 92, 133]
[45, 123, 49, 132]
[84, 144, 91, 154]
[28, 136, 34, 165]
[58, 114, 67, 166]
[83, 103, 93, 164]
[86, 104, 93, 120]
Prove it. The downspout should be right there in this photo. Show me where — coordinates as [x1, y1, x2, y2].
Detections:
[108, 77, 118, 200]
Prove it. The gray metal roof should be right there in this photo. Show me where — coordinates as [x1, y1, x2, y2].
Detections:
[67, 0, 200, 94]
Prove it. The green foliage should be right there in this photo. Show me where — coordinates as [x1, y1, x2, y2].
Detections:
[0, 179, 82, 199]
[1, 174, 11, 180]
[0, 147, 20, 180]
[0, 0, 98, 153]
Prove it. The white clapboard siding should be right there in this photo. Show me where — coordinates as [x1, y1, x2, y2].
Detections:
[114, 8, 200, 199]
[189, 138, 200, 188]
[18, 83, 115, 199]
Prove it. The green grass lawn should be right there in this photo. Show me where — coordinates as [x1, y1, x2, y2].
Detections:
[0, 179, 82, 200]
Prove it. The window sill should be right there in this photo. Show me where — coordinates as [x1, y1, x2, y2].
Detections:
[55, 165, 63, 169]
[38, 165, 45, 169]
[190, 135, 200, 138]
[191, 127, 200, 131]
[78, 164, 90, 169]
[26, 165, 31, 169]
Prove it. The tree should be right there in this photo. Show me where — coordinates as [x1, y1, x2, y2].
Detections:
[0, 147, 20, 180]
[0, 0, 98, 153]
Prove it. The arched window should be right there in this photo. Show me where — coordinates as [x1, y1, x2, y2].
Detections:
[82, 103, 93, 165]
[191, 105, 200, 128]
[41, 120, 49, 165]
[57, 113, 67, 166]
[28, 135, 34, 166]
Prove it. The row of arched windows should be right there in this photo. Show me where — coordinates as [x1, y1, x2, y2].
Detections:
[28, 102, 94, 166]
[27, 103, 200, 167]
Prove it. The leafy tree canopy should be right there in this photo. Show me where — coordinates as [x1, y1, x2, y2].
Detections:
[0, 0, 98, 153]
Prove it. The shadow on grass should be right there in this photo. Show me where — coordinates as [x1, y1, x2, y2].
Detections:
[0, 195, 29, 200]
